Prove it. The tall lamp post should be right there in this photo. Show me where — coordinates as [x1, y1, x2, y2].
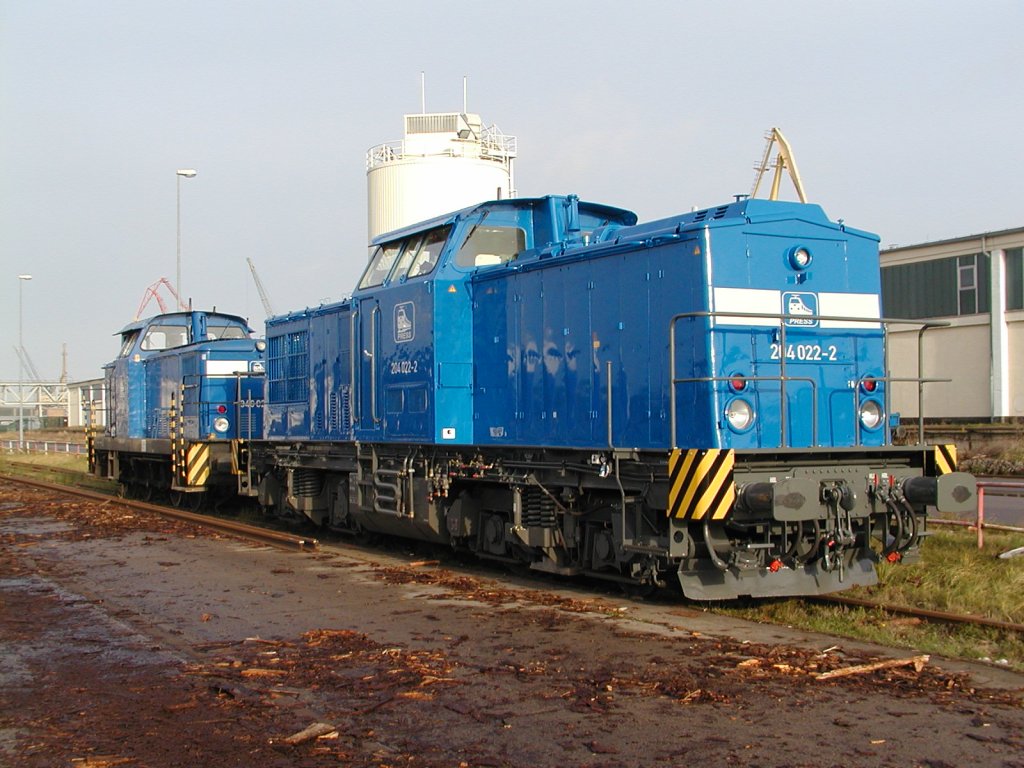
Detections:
[176, 169, 197, 310]
[17, 274, 32, 450]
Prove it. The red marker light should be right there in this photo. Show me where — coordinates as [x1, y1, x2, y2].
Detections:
[861, 377, 877, 393]
[217, 405, 227, 414]
[729, 376, 747, 392]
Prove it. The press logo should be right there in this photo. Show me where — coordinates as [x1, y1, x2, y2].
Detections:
[783, 292, 818, 327]
[394, 302, 415, 342]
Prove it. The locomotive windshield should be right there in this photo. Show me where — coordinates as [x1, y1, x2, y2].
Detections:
[359, 225, 452, 288]
[359, 241, 402, 289]
[206, 323, 249, 340]
[404, 226, 449, 278]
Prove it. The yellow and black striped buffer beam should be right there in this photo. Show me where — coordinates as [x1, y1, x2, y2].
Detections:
[668, 448, 737, 520]
[932, 444, 957, 476]
[184, 443, 211, 487]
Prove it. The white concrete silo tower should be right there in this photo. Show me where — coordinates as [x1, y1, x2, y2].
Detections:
[366, 107, 517, 243]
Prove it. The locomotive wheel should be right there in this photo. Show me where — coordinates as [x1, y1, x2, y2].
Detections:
[123, 482, 152, 502]
[169, 490, 203, 512]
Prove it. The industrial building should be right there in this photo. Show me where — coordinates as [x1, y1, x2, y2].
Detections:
[881, 227, 1024, 422]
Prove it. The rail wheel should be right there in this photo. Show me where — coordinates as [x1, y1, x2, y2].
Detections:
[169, 490, 203, 511]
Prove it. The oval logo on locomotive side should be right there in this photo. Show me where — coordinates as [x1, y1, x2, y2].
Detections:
[394, 301, 415, 342]
[782, 292, 818, 327]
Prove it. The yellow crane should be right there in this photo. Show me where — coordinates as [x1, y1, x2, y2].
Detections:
[751, 127, 808, 203]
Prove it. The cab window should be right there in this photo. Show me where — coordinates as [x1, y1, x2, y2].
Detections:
[454, 212, 528, 268]
[118, 330, 140, 357]
[358, 242, 402, 289]
[405, 226, 450, 278]
[140, 324, 188, 351]
[390, 234, 425, 280]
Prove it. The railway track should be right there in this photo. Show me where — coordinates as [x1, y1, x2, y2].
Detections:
[812, 594, 1024, 635]
[0, 473, 318, 553]
[2, 463, 1020, 640]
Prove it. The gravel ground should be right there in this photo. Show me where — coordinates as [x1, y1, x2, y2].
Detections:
[1, 478, 1022, 768]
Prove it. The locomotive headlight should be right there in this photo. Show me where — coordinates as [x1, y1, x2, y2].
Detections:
[725, 398, 755, 432]
[213, 417, 230, 433]
[859, 399, 883, 431]
[788, 246, 813, 270]
[255, 339, 267, 352]
[251, 360, 265, 373]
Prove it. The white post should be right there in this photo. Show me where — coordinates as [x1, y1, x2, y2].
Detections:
[17, 274, 32, 450]
[176, 169, 197, 310]
[990, 248, 1009, 419]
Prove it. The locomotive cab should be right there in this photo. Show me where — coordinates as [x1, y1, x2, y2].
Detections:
[347, 195, 636, 446]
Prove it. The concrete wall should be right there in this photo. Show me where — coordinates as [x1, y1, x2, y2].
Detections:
[887, 318, 991, 419]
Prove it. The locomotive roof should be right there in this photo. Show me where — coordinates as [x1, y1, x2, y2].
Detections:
[114, 310, 253, 335]
[369, 194, 638, 246]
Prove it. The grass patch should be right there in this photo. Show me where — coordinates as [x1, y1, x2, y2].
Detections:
[716, 527, 1024, 671]
[0, 453, 89, 473]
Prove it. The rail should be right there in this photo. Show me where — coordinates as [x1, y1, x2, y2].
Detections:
[931, 480, 1024, 549]
[668, 310, 950, 449]
[1, 473, 318, 552]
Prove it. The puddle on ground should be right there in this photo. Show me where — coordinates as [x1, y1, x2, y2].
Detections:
[0, 517, 75, 535]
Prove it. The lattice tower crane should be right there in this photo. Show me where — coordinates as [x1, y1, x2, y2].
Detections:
[246, 257, 275, 317]
[135, 278, 183, 320]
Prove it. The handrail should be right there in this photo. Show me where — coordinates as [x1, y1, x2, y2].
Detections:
[366, 131, 517, 170]
[178, 371, 264, 440]
[668, 310, 951, 449]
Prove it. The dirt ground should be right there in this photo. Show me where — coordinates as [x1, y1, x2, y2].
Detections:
[1, 479, 1022, 768]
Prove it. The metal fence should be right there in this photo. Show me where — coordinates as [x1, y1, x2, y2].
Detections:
[931, 480, 1024, 548]
[1, 440, 86, 455]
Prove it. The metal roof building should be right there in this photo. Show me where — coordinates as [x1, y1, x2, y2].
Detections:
[880, 227, 1024, 421]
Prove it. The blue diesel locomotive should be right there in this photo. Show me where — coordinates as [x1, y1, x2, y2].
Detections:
[90, 310, 265, 505]
[246, 194, 975, 599]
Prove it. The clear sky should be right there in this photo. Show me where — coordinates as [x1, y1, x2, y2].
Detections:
[2, 0, 1022, 381]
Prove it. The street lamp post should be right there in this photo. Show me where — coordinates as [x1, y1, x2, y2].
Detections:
[176, 169, 197, 310]
[17, 274, 32, 450]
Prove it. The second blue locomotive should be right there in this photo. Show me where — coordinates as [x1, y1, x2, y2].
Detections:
[91, 310, 265, 504]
